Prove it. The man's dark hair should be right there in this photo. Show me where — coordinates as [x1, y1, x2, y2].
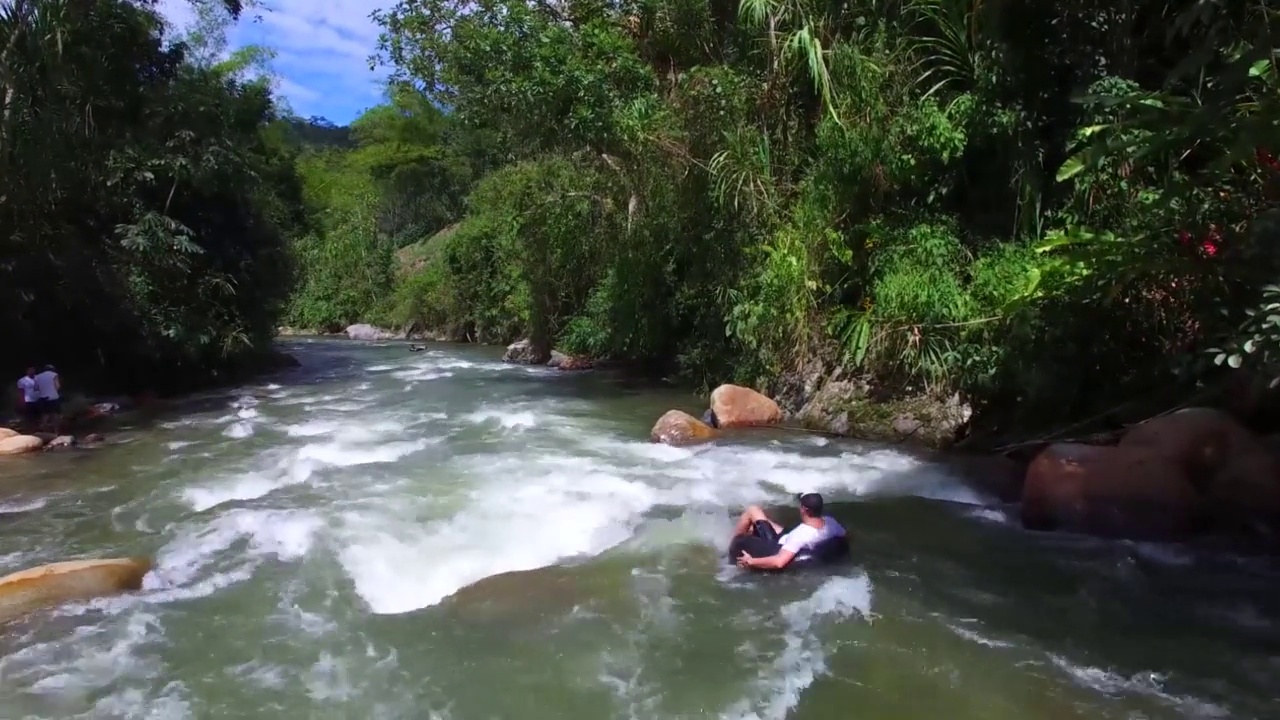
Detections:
[797, 492, 824, 516]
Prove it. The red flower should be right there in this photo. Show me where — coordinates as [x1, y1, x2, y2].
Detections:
[1201, 241, 1219, 257]
[1177, 230, 1192, 245]
[1258, 146, 1279, 170]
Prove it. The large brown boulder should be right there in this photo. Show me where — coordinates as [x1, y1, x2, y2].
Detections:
[1120, 408, 1257, 488]
[650, 410, 718, 446]
[1120, 407, 1280, 532]
[949, 453, 1026, 503]
[502, 338, 551, 365]
[709, 384, 782, 428]
[0, 434, 43, 456]
[0, 557, 152, 624]
[1021, 443, 1202, 540]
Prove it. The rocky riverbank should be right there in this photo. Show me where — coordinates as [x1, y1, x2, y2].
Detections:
[643, 380, 1280, 551]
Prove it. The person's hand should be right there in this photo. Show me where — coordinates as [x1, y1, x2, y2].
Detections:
[736, 552, 754, 569]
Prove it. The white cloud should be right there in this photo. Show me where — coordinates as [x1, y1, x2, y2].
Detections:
[156, 0, 393, 121]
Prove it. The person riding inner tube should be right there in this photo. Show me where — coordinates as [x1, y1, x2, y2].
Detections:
[728, 492, 849, 571]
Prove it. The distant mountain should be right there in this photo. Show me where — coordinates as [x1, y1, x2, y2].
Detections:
[275, 115, 354, 149]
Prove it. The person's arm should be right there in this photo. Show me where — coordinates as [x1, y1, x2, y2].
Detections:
[741, 548, 796, 571]
[54, 374, 61, 391]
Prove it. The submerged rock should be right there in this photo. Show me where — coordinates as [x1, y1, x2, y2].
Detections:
[345, 324, 400, 341]
[558, 356, 593, 371]
[0, 434, 43, 456]
[709, 384, 782, 428]
[1021, 443, 1202, 540]
[44, 435, 75, 451]
[0, 557, 152, 625]
[650, 410, 718, 446]
[544, 350, 592, 370]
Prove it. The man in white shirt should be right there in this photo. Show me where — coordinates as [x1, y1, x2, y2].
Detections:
[34, 364, 61, 431]
[731, 492, 847, 571]
[16, 367, 39, 428]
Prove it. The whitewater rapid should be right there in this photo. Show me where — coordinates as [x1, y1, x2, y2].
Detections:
[0, 339, 1271, 720]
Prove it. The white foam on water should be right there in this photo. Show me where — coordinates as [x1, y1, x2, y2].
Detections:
[165, 441, 196, 450]
[222, 422, 254, 439]
[46, 508, 327, 620]
[332, 400, 987, 616]
[296, 438, 429, 467]
[275, 393, 342, 407]
[283, 418, 403, 441]
[586, 436, 989, 508]
[0, 611, 182, 718]
[1046, 654, 1230, 719]
[0, 497, 50, 514]
[391, 368, 455, 382]
[283, 420, 340, 438]
[180, 456, 317, 512]
[325, 401, 375, 413]
[945, 622, 1016, 648]
[722, 574, 874, 720]
[463, 407, 539, 429]
[337, 458, 656, 614]
[967, 507, 1008, 523]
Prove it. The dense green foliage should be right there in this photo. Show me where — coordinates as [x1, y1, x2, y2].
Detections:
[0, 0, 308, 394]
[282, 82, 478, 331]
[19, 0, 1273, 434]
[310, 0, 1275, 434]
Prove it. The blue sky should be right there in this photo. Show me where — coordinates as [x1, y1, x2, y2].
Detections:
[158, 0, 394, 125]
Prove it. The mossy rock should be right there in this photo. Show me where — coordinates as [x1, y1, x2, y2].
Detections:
[797, 380, 971, 449]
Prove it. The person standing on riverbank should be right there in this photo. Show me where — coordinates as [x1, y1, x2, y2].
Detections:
[16, 367, 40, 430]
[34, 364, 62, 432]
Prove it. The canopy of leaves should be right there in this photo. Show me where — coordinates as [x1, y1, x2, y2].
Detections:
[288, 0, 1280, 438]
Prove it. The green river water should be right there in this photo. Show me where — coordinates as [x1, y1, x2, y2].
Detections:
[0, 337, 1276, 719]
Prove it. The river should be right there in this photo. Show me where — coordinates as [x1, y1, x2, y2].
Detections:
[0, 337, 1276, 719]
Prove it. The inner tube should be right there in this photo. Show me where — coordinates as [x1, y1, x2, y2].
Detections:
[727, 521, 852, 570]
[791, 535, 851, 568]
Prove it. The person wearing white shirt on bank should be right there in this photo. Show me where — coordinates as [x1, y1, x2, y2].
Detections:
[16, 366, 39, 429]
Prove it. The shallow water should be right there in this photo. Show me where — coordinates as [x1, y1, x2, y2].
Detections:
[0, 338, 1276, 719]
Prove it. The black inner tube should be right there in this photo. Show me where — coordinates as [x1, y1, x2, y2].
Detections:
[727, 519, 851, 569]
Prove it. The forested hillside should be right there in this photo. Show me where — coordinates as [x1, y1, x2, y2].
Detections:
[337, 0, 1276, 438]
[5, 0, 1277, 441]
